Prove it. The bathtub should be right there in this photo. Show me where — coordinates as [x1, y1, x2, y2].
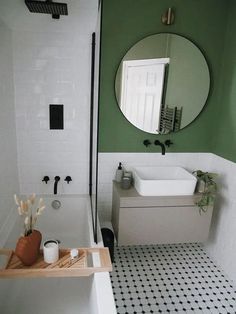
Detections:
[0, 195, 116, 314]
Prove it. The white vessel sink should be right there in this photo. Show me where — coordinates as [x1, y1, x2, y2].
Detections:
[133, 166, 197, 196]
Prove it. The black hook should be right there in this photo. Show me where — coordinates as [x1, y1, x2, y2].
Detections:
[64, 176, 72, 184]
[143, 139, 152, 147]
[42, 176, 50, 184]
[165, 140, 173, 147]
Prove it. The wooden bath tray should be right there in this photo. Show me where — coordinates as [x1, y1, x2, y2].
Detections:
[0, 248, 112, 278]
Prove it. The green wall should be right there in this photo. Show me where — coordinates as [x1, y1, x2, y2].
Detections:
[213, 1, 236, 162]
[99, 0, 229, 153]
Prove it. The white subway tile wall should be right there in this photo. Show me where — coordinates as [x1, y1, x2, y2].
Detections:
[98, 152, 236, 284]
[205, 154, 236, 284]
[0, 24, 19, 243]
[12, 2, 98, 195]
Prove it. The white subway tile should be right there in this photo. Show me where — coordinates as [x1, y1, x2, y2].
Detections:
[12, 9, 96, 196]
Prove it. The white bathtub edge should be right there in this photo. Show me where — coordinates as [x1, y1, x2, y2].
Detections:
[86, 199, 117, 314]
[93, 272, 117, 314]
[1, 196, 116, 314]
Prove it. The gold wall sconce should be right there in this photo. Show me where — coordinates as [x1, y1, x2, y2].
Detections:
[162, 7, 175, 25]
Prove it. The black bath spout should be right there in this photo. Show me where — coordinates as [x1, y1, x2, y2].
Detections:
[54, 176, 60, 194]
[154, 140, 166, 155]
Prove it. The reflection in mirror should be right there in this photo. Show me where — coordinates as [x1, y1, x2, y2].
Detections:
[120, 58, 169, 133]
[115, 33, 210, 134]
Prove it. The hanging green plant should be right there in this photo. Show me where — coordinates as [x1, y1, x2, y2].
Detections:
[192, 170, 217, 214]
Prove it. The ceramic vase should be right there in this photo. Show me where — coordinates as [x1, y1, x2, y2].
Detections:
[15, 230, 42, 266]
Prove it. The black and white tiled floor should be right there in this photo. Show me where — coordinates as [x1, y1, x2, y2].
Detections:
[110, 243, 236, 314]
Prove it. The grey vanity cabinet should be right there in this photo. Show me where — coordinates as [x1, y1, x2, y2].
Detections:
[112, 182, 213, 246]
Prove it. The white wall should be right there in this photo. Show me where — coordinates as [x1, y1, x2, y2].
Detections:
[205, 155, 236, 284]
[0, 21, 19, 244]
[98, 152, 236, 284]
[10, 1, 98, 195]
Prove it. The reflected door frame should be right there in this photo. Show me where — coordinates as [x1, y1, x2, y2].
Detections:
[120, 58, 169, 133]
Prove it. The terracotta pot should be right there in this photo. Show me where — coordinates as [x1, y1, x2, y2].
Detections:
[15, 230, 42, 266]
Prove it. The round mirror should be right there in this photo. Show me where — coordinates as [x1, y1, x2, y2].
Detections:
[115, 33, 210, 134]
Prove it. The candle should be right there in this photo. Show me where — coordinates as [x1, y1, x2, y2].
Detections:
[43, 240, 59, 263]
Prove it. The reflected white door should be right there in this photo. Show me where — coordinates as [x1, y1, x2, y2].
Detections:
[120, 58, 169, 133]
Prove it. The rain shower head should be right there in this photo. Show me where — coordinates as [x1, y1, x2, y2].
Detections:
[25, 0, 68, 19]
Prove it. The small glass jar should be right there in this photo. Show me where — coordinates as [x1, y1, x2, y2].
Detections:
[121, 176, 132, 189]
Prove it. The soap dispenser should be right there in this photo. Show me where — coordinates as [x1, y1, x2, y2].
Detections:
[115, 162, 123, 182]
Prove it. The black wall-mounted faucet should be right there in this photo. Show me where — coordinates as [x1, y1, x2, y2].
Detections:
[54, 176, 60, 194]
[64, 176, 72, 184]
[42, 176, 50, 184]
[154, 140, 166, 155]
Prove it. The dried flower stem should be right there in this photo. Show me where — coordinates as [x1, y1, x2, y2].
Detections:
[14, 194, 45, 236]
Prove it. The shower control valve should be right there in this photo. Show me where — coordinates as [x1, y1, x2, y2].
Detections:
[64, 176, 72, 184]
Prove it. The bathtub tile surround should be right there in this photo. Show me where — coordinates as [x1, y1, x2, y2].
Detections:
[98, 152, 236, 285]
[0, 22, 19, 241]
[10, 1, 98, 195]
[13, 29, 91, 195]
[111, 243, 236, 314]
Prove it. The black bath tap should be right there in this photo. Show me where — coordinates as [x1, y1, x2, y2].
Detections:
[154, 140, 166, 155]
[54, 176, 60, 194]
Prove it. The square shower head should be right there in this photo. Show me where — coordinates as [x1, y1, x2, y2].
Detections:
[25, 0, 68, 18]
